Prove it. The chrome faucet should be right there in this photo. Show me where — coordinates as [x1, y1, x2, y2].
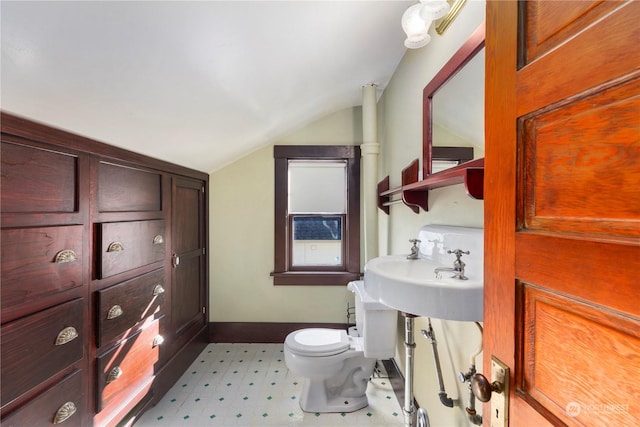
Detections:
[434, 249, 470, 280]
[407, 239, 421, 260]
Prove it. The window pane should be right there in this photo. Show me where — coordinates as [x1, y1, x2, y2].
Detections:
[291, 216, 342, 266]
[289, 161, 346, 213]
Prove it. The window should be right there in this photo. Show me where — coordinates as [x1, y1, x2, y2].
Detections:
[272, 146, 360, 286]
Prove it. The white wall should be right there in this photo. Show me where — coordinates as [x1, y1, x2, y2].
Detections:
[209, 107, 362, 323]
[378, 2, 486, 426]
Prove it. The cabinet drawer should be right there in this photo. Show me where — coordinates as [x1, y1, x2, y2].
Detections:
[97, 318, 165, 412]
[98, 162, 162, 213]
[1, 369, 84, 427]
[1, 225, 83, 322]
[98, 220, 165, 278]
[0, 141, 78, 214]
[1, 298, 84, 407]
[97, 269, 166, 348]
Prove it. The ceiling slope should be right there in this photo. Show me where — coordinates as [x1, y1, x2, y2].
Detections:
[1, 1, 411, 172]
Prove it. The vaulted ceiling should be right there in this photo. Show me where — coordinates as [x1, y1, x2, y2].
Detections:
[1, 1, 412, 172]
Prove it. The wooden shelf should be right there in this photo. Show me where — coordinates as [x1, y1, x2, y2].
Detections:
[377, 157, 484, 214]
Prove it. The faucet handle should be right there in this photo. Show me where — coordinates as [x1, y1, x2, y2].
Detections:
[447, 249, 470, 259]
[407, 239, 421, 260]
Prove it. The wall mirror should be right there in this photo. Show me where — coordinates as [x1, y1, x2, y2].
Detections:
[423, 22, 485, 177]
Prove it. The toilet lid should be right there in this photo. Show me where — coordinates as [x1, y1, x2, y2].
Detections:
[285, 328, 350, 357]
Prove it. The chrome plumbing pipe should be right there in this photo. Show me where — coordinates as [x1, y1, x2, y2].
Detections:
[403, 313, 417, 427]
[417, 407, 431, 427]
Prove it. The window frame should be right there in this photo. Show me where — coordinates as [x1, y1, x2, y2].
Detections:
[272, 145, 361, 286]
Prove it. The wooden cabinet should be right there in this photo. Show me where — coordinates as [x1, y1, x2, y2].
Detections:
[170, 177, 207, 349]
[96, 269, 166, 348]
[97, 220, 166, 279]
[1, 112, 208, 426]
[0, 136, 89, 425]
[1, 225, 84, 323]
[1, 298, 84, 406]
[1, 369, 85, 427]
[96, 318, 165, 412]
[97, 162, 163, 213]
[0, 140, 80, 215]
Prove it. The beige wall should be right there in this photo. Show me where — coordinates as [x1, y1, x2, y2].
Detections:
[378, 2, 486, 426]
[210, 2, 486, 425]
[210, 107, 362, 323]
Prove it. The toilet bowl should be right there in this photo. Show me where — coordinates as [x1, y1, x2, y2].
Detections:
[283, 281, 397, 413]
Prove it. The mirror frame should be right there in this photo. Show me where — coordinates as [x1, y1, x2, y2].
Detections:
[423, 22, 485, 178]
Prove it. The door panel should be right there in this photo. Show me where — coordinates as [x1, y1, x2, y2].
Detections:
[516, 2, 639, 118]
[172, 256, 202, 336]
[520, 285, 640, 426]
[486, 1, 640, 426]
[523, 1, 621, 64]
[520, 78, 640, 237]
[171, 177, 206, 342]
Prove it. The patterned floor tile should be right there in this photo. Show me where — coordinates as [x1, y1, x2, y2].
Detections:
[136, 343, 402, 426]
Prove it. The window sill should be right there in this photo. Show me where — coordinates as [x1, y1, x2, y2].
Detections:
[271, 271, 362, 286]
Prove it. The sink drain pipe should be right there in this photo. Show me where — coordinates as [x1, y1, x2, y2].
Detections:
[421, 318, 454, 408]
[417, 407, 430, 427]
[402, 313, 417, 427]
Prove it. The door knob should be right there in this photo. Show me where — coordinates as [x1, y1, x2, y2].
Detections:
[471, 373, 504, 402]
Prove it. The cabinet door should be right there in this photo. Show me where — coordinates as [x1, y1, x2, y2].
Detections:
[171, 177, 206, 344]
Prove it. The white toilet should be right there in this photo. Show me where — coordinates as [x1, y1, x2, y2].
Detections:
[284, 281, 397, 413]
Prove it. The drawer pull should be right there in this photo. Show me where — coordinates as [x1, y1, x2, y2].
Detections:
[53, 401, 77, 424]
[55, 327, 78, 346]
[107, 241, 124, 252]
[152, 335, 165, 348]
[153, 234, 164, 244]
[153, 284, 165, 296]
[54, 249, 78, 264]
[106, 366, 123, 384]
[107, 305, 123, 320]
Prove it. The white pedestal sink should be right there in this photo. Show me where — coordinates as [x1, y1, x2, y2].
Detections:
[364, 255, 483, 321]
[364, 225, 483, 321]
[363, 225, 483, 427]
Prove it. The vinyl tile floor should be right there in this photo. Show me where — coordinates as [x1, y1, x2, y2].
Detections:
[135, 343, 404, 427]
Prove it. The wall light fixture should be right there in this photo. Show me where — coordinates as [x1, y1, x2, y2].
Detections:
[401, 0, 455, 49]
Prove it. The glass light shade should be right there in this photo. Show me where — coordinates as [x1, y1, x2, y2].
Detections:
[402, 4, 432, 49]
[405, 33, 432, 49]
[419, 0, 451, 21]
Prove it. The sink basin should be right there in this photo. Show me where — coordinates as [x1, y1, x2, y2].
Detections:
[364, 255, 483, 321]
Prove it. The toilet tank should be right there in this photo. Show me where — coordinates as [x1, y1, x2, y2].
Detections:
[348, 281, 397, 359]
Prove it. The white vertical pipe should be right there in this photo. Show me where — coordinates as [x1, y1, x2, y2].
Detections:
[361, 83, 380, 262]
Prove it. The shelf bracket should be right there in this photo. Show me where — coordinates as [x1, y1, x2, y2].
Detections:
[377, 176, 391, 215]
[402, 159, 428, 213]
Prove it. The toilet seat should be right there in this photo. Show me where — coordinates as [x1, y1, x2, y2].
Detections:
[285, 328, 350, 357]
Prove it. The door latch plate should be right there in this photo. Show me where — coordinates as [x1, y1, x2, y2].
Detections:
[490, 356, 509, 427]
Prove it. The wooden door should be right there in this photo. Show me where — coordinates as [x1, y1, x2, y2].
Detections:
[485, 1, 640, 426]
[171, 176, 207, 347]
